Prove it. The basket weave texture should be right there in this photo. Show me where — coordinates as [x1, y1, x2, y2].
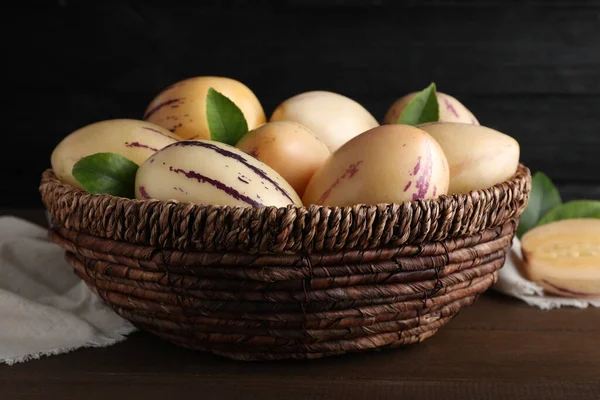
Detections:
[40, 165, 531, 360]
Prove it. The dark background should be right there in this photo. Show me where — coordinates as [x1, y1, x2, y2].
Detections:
[6, 0, 600, 207]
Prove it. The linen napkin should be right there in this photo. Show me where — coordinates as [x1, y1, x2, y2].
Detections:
[493, 237, 600, 310]
[0, 216, 136, 365]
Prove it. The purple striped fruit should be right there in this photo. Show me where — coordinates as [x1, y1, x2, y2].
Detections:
[51, 119, 179, 189]
[303, 124, 449, 206]
[418, 122, 519, 194]
[235, 121, 330, 197]
[144, 76, 266, 140]
[383, 92, 479, 125]
[135, 140, 303, 207]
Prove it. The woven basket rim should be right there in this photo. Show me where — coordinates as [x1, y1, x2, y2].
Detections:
[40, 164, 531, 253]
[40, 164, 529, 212]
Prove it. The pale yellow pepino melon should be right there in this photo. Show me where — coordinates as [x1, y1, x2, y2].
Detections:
[520, 219, 600, 298]
[418, 122, 519, 194]
[270, 91, 379, 152]
[135, 140, 302, 208]
[144, 76, 266, 140]
[236, 121, 330, 196]
[383, 92, 479, 125]
[302, 124, 449, 206]
[51, 119, 179, 189]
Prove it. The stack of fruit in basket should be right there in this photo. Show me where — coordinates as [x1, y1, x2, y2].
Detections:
[49, 76, 598, 298]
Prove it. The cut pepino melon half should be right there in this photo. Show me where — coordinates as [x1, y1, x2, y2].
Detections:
[521, 219, 600, 298]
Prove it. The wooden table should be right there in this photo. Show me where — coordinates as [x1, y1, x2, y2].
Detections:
[2, 210, 599, 400]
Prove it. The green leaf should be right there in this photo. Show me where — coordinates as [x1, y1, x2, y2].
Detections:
[72, 153, 139, 198]
[206, 87, 249, 145]
[536, 200, 600, 227]
[516, 172, 562, 238]
[397, 82, 439, 126]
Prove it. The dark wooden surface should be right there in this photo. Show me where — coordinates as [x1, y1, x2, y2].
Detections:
[1, 209, 599, 399]
[6, 0, 600, 207]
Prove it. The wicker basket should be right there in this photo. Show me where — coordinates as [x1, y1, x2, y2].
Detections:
[40, 165, 531, 360]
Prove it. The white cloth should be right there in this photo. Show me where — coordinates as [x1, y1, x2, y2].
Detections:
[0, 216, 135, 365]
[494, 237, 600, 310]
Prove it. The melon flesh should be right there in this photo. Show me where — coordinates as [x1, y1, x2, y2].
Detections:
[520, 219, 600, 298]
